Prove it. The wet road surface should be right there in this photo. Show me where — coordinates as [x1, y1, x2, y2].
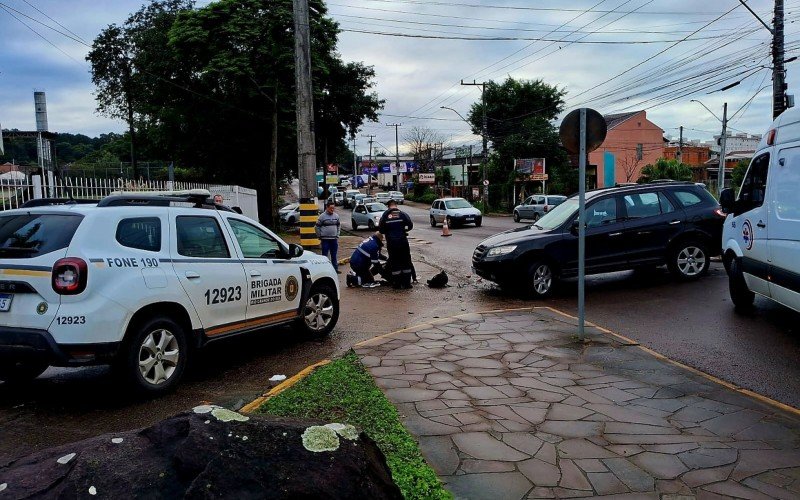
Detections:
[0, 200, 798, 462]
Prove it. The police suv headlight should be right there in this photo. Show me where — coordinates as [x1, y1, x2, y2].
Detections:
[487, 245, 517, 257]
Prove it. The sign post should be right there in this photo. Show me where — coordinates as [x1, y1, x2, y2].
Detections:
[559, 108, 607, 340]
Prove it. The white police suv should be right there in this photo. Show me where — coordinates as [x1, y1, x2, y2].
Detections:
[0, 190, 340, 395]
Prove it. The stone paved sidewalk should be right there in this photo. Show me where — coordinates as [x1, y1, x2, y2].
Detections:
[354, 307, 800, 499]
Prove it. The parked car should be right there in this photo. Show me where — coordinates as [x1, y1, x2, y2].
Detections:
[343, 189, 361, 208]
[388, 191, 405, 204]
[720, 106, 800, 313]
[354, 195, 376, 206]
[375, 192, 391, 204]
[513, 195, 567, 223]
[327, 192, 344, 206]
[0, 190, 340, 393]
[430, 197, 483, 227]
[351, 202, 388, 230]
[472, 182, 725, 298]
[280, 205, 302, 224]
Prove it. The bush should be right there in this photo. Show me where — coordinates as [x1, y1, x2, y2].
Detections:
[418, 192, 437, 204]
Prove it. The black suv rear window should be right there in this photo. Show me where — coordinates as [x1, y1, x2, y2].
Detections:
[671, 188, 714, 208]
[0, 214, 83, 258]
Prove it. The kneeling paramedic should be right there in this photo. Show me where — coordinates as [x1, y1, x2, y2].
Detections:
[348, 233, 385, 288]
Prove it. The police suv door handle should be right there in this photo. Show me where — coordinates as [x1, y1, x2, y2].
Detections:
[757, 220, 766, 228]
[249, 271, 262, 277]
[184, 271, 200, 279]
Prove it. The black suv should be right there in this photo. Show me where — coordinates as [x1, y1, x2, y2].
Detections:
[472, 182, 724, 298]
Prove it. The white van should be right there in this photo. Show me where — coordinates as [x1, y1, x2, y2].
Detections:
[720, 106, 800, 312]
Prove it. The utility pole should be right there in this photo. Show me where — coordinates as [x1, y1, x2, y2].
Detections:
[677, 126, 683, 165]
[773, 0, 786, 118]
[737, 0, 787, 118]
[461, 80, 488, 210]
[293, 0, 319, 247]
[362, 134, 375, 192]
[719, 103, 729, 195]
[387, 123, 401, 190]
[351, 136, 357, 176]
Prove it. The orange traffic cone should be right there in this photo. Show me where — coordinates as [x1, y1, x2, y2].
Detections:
[441, 218, 452, 237]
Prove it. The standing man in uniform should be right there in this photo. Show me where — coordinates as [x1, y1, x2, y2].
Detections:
[316, 201, 341, 273]
[379, 199, 414, 288]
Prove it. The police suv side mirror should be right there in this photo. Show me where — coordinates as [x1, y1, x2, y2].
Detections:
[719, 188, 735, 214]
[288, 243, 304, 258]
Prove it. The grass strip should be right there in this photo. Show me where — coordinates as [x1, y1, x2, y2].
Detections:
[257, 351, 451, 500]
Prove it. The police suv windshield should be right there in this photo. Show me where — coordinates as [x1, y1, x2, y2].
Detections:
[536, 198, 579, 230]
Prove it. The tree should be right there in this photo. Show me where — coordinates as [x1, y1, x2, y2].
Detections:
[619, 152, 644, 183]
[638, 158, 693, 183]
[466, 77, 568, 208]
[730, 159, 749, 190]
[404, 126, 446, 160]
[87, 0, 383, 225]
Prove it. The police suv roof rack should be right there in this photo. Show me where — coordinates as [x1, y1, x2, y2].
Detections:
[20, 198, 100, 208]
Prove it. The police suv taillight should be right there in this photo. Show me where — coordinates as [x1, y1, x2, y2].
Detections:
[52, 258, 88, 295]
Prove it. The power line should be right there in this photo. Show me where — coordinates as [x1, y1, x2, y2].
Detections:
[0, 3, 83, 64]
[20, 0, 88, 44]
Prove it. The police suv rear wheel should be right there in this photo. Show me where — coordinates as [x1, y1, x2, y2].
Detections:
[0, 361, 48, 383]
[299, 283, 339, 337]
[120, 316, 188, 395]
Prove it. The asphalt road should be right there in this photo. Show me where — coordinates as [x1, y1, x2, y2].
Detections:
[0, 199, 798, 463]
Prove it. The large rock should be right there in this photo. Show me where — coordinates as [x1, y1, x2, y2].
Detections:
[0, 406, 402, 499]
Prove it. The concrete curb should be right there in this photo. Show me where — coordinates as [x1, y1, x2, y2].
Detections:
[240, 359, 331, 414]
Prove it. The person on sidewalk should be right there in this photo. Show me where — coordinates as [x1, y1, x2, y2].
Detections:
[347, 233, 385, 288]
[378, 199, 414, 289]
[315, 201, 341, 273]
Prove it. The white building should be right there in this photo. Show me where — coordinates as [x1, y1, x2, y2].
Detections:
[710, 132, 761, 153]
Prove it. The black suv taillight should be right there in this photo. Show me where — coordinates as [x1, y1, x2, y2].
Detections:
[52, 258, 88, 295]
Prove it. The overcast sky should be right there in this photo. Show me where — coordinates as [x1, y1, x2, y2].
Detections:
[1, 0, 798, 158]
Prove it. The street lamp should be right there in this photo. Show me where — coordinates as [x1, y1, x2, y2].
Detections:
[691, 99, 728, 195]
[441, 106, 487, 208]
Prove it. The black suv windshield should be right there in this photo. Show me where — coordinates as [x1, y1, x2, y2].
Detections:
[0, 213, 84, 258]
[537, 198, 578, 229]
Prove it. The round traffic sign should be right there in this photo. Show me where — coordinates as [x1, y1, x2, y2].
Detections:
[483, 180, 489, 186]
[559, 108, 607, 154]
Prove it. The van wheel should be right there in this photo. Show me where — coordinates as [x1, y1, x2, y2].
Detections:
[430, 216, 437, 227]
[669, 240, 709, 281]
[298, 283, 339, 337]
[118, 316, 188, 396]
[728, 258, 755, 310]
[513, 211, 520, 223]
[0, 361, 48, 383]
[351, 219, 358, 230]
[528, 261, 556, 299]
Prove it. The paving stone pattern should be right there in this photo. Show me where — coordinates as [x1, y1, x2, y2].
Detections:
[355, 308, 800, 499]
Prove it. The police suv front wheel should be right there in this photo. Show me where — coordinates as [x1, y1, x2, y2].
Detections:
[298, 283, 339, 337]
[118, 316, 188, 396]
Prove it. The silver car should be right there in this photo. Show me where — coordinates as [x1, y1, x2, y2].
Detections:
[388, 191, 405, 204]
[429, 197, 482, 227]
[351, 202, 387, 230]
[513, 194, 567, 223]
[375, 192, 391, 203]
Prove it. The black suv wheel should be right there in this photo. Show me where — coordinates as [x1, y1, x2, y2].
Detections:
[669, 240, 709, 281]
[529, 261, 555, 299]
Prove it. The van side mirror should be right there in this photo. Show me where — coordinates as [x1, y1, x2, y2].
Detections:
[719, 188, 735, 214]
[288, 243, 304, 258]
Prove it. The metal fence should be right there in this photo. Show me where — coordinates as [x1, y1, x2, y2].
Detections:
[0, 174, 259, 220]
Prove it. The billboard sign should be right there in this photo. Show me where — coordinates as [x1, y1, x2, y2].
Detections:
[515, 158, 545, 175]
[325, 175, 338, 185]
[418, 173, 435, 184]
